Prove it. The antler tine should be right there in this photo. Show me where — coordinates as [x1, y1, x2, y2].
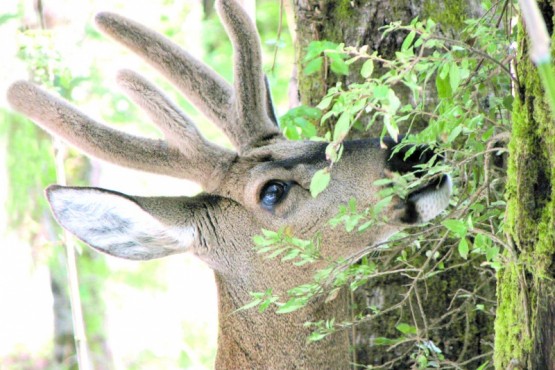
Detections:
[7, 81, 214, 185]
[116, 69, 235, 190]
[94, 12, 241, 148]
[216, 0, 281, 150]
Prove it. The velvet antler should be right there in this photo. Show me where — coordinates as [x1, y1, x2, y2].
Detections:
[94, 0, 280, 153]
[216, 0, 281, 148]
[7, 0, 284, 190]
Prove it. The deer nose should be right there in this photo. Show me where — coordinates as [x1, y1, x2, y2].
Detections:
[384, 140, 441, 175]
[382, 139, 451, 224]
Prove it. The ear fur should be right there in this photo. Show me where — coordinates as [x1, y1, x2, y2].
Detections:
[46, 185, 198, 260]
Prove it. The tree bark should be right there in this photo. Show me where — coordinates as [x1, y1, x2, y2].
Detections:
[292, 0, 482, 110]
[291, 0, 494, 367]
[495, 2, 555, 368]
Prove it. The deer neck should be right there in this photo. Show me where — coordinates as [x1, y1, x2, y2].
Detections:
[213, 272, 352, 369]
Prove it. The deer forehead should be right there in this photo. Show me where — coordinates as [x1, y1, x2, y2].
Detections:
[216, 139, 389, 212]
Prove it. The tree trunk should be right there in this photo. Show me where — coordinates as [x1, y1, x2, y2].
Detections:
[291, 0, 493, 367]
[292, 0, 482, 109]
[495, 2, 555, 368]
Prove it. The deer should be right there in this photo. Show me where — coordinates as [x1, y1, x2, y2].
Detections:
[7, 0, 451, 368]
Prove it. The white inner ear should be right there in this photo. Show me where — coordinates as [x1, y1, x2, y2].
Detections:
[48, 187, 196, 260]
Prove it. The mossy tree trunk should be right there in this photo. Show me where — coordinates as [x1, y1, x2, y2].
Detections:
[290, 0, 493, 367]
[495, 2, 555, 369]
[291, 0, 482, 109]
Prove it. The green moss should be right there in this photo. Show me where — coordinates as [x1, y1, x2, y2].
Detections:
[494, 264, 531, 368]
[334, 0, 355, 20]
[496, 17, 555, 369]
[422, 0, 469, 31]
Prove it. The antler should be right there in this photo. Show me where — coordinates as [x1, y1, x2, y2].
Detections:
[7, 72, 234, 192]
[216, 0, 281, 148]
[6, 0, 284, 190]
[116, 69, 236, 190]
[95, 0, 281, 153]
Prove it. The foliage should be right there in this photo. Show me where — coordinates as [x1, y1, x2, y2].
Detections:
[249, 1, 515, 368]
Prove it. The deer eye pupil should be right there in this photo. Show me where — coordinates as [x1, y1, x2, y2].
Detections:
[261, 181, 288, 207]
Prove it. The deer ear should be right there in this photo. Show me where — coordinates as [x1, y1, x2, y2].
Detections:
[46, 185, 198, 260]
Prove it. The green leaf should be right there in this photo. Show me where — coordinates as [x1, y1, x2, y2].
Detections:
[283, 126, 300, 140]
[503, 95, 514, 110]
[442, 220, 468, 238]
[277, 299, 307, 314]
[458, 238, 469, 260]
[258, 300, 273, 313]
[373, 195, 393, 216]
[449, 62, 461, 91]
[373, 85, 389, 99]
[474, 233, 490, 250]
[383, 115, 400, 142]
[281, 249, 301, 262]
[374, 337, 400, 346]
[436, 73, 452, 98]
[396, 323, 417, 335]
[346, 56, 361, 65]
[310, 168, 331, 198]
[439, 62, 450, 79]
[325, 143, 343, 163]
[414, 35, 424, 48]
[317, 95, 334, 110]
[308, 331, 329, 342]
[266, 247, 287, 259]
[252, 235, 274, 247]
[447, 124, 462, 143]
[486, 245, 500, 261]
[262, 229, 277, 238]
[238, 299, 262, 311]
[401, 30, 416, 51]
[482, 126, 495, 141]
[304, 57, 323, 75]
[330, 57, 349, 75]
[387, 89, 401, 114]
[333, 112, 351, 142]
[357, 220, 374, 232]
[361, 59, 374, 78]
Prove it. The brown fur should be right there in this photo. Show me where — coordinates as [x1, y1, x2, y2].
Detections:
[7, 1, 450, 368]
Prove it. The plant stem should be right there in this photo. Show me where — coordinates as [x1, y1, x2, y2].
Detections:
[519, 0, 555, 116]
[54, 139, 92, 370]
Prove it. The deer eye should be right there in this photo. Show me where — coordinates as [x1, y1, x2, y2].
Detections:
[260, 181, 290, 208]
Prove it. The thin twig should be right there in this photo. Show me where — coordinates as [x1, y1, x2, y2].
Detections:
[35, 2, 91, 367]
[270, 0, 284, 72]
[54, 140, 92, 370]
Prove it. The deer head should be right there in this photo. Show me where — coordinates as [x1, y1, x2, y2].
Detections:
[7, 0, 451, 368]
